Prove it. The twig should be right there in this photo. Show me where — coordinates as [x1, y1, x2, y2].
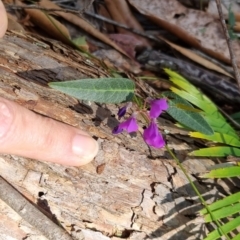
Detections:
[0, 176, 73, 240]
[6, 4, 162, 43]
[215, 0, 240, 91]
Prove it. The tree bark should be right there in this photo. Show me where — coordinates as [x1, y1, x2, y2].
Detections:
[0, 31, 225, 240]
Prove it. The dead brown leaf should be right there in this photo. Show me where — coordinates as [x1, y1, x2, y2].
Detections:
[109, 33, 144, 58]
[128, 0, 240, 67]
[105, 0, 150, 47]
[14, 0, 71, 44]
[158, 36, 233, 78]
[7, 13, 25, 32]
[39, 0, 130, 57]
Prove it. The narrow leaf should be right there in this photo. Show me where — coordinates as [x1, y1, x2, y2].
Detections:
[201, 166, 240, 179]
[164, 68, 218, 115]
[228, 8, 236, 28]
[162, 92, 213, 135]
[200, 192, 240, 215]
[204, 115, 238, 137]
[231, 111, 240, 122]
[170, 86, 217, 115]
[190, 146, 240, 157]
[203, 216, 240, 240]
[203, 202, 240, 222]
[49, 78, 135, 103]
[190, 132, 240, 147]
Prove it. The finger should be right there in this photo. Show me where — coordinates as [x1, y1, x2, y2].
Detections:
[0, 98, 99, 166]
[0, 0, 8, 38]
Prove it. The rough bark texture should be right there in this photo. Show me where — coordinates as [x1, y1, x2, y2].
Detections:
[0, 31, 235, 240]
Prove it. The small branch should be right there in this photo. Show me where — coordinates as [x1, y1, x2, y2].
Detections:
[0, 176, 72, 240]
[6, 4, 162, 43]
[215, 0, 240, 91]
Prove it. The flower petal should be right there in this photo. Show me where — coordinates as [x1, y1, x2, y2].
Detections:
[143, 121, 165, 148]
[117, 106, 127, 119]
[112, 116, 138, 134]
[117, 102, 132, 119]
[120, 117, 138, 133]
[149, 98, 168, 118]
[112, 126, 123, 134]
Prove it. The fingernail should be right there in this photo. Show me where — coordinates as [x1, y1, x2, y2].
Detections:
[72, 135, 99, 163]
[0, 102, 13, 138]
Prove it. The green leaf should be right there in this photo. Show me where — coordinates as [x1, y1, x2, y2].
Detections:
[203, 216, 240, 240]
[49, 78, 135, 103]
[175, 103, 202, 113]
[164, 69, 239, 136]
[203, 202, 240, 222]
[232, 233, 240, 240]
[170, 86, 218, 116]
[231, 111, 240, 123]
[228, 7, 235, 28]
[200, 192, 240, 215]
[164, 68, 218, 115]
[190, 146, 240, 157]
[189, 132, 240, 147]
[162, 92, 214, 135]
[204, 115, 238, 138]
[201, 166, 240, 179]
[72, 36, 88, 48]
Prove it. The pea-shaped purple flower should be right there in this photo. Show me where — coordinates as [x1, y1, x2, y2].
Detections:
[143, 119, 165, 148]
[112, 115, 138, 134]
[149, 98, 168, 118]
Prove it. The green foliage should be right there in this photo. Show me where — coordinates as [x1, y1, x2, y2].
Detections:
[189, 132, 240, 147]
[164, 68, 240, 157]
[162, 91, 214, 135]
[165, 68, 240, 240]
[228, 6, 238, 40]
[203, 216, 240, 240]
[49, 78, 135, 103]
[199, 192, 240, 240]
[72, 36, 87, 46]
[190, 146, 240, 157]
[231, 111, 240, 124]
[201, 166, 240, 178]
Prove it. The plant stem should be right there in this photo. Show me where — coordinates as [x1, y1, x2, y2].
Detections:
[166, 145, 230, 240]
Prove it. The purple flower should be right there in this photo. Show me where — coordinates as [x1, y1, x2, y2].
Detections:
[117, 106, 127, 119]
[149, 98, 168, 118]
[113, 115, 138, 134]
[143, 119, 165, 148]
[117, 102, 132, 119]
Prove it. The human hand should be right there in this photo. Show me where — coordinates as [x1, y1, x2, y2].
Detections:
[0, 1, 99, 166]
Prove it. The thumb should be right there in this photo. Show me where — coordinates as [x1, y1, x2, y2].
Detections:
[0, 0, 8, 38]
[0, 98, 99, 166]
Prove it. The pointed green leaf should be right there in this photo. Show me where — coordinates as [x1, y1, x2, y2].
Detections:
[190, 146, 240, 157]
[228, 8, 236, 28]
[164, 68, 238, 134]
[203, 202, 240, 222]
[49, 78, 135, 103]
[164, 68, 218, 115]
[231, 111, 240, 123]
[204, 115, 238, 137]
[232, 233, 240, 240]
[175, 103, 202, 113]
[170, 86, 217, 115]
[203, 215, 240, 240]
[200, 192, 240, 215]
[201, 166, 240, 179]
[190, 132, 240, 147]
[162, 92, 213, 135]
[72, 36, 88, 48]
